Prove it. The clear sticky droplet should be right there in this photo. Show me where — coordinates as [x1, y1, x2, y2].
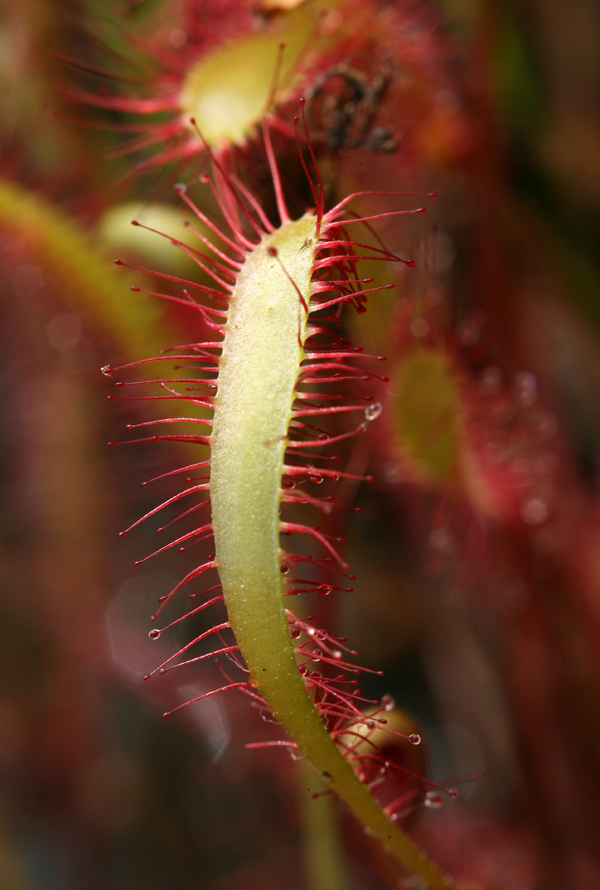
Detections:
[381, 693, 395, 711]
[365, 402, 383, 422]
[408, 733, 421, 745]
[148, 629, 161, 640]
[424, 791, 444, 808]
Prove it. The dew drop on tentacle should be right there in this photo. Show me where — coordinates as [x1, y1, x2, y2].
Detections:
[424, 791, 444, 809]
[381, 692, 395, 711]
[148, 629, 161, 640]
[408, 733, 421, 745]
[365, 401, 383, 422]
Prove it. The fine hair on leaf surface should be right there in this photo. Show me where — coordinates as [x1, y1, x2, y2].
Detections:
[105, 111, 456, 890]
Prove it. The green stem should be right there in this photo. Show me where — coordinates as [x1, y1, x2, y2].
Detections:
[300, 759, 348, 890]
[210, 214, 455, 890]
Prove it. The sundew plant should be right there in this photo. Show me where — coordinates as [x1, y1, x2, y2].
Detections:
[105, 112, 455, 889]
